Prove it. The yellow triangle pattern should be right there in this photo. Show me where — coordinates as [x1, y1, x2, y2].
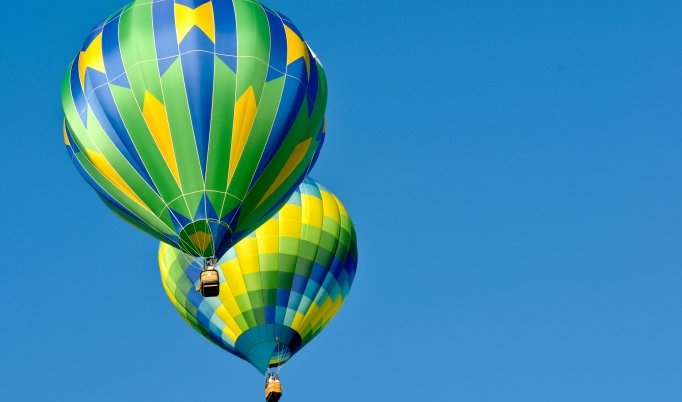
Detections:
[78, 32, 106, 88]
[142, 91, 182, 187]
[284, 25, 311, 77]
[175, 2, 216, 44]
[85, 149, 148, 211]
[255, 138, 312, 209]
[229, 86, 258, 183]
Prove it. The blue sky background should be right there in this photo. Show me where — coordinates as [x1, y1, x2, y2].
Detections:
[1, 0, 681, 401]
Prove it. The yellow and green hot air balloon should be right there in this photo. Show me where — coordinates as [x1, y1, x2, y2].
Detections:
[159, 178, 358, 375]
[62, 0, 327, 259]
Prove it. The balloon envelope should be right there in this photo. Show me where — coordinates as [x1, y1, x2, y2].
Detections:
[62, 0, 327, 258]
[159, 178, 358, 373]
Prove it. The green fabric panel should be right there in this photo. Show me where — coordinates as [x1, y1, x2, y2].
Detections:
[277, 272, 294, 290]
[259, 254, 279, 271]
[248, 291, 265, 309]
[108, 84, 184, 207]
[218, 193, 241, 222]
[160, 60, 204, 195]
[260, 271, 278, 289]
[244, 273, 262, 291]
[335, 228, 352, 260]
[300, 227, 322, 250]
[205, 57, 236, 194]
[61, 67, 89, 146]
[233, 315, 249, 332]
[72, 129, 171, 233]
[318, 231, 339, 255]
[298, 236, 321, 261]
[167, 198, 193, 223]
[279, 236, 299, 256]
[233, 0, 270, 95]
[313, 248, 334, 270]
[263, 289, 277, 306]
[236, 100, 310, 206]
[118, 3, 162, 103]
[294, 259, 314, 279]
[185, 312, 199, 327]
[322, 217, 341, 236]
[183, 192, 204, 219]
[251, 307, 266, 325]
[229, 78, 285, 200]
[235, 293, 253, 314]
[103, 196, 174, 239]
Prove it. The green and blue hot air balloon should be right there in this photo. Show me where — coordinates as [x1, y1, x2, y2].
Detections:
[62, 0, 327, 259]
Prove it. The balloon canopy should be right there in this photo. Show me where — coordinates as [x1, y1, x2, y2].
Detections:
[159, 178, 357, 373]
[62, 0, 327, 258]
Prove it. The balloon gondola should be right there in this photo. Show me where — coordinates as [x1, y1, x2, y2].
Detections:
[265, 372, 283, 402]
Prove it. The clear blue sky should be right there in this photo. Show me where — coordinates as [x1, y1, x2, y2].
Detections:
[1, 0, 681, 401]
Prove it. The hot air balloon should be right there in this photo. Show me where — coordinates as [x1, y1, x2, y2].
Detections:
[159, 178, 357, 400]
[62, 0, 328, 268]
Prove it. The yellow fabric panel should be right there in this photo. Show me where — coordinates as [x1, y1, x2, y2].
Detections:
[85, 149, 148, 210]
[142, 91, 181, 187]
[284, 24, 310, 77]
[256, 219, 280, 255]
[236, 255, 260, 276]
[311, 296, 332, 322]
[256, 234, 279, 255]
[278, 203, 302, 221]
[301, 194, 323, 228]
[255, 138, 312, 208]
[300, 296, 337, 339]
[327, 297, 345, 325]
[337, 198, 349, 218]
[229, 86, 257, 183]
[233, 315, 250, 332]
[78, 32, 106, 88]
[320, 191, 340, 222]
[160, 275, 178, 306]
[278, 203, 302, 238]
[221, 325, 239, 345]
[175, 2, 216, 44]
[235, 237, 260, 274]
[235, 236, 258, 253]
[223, 260, 248, 297]
[217, 286, 248, 333]
[214, 305, 242, 341]
[256, 218, 280, 237]
[313, 297, 343, 335]
[290, 311, 305, 331]
[279, 218, 301, 239]
[158, 249, 171, 277]
[221, 293, 242, 322]
[257, 235, 279, 255]
[297, 301, 323, 333]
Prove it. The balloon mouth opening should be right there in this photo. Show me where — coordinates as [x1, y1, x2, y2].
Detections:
[178, 221, 216, 257]
[235, 325, 303, 373]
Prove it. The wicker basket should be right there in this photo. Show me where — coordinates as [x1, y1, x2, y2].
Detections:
[265, 381, 283, 402]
